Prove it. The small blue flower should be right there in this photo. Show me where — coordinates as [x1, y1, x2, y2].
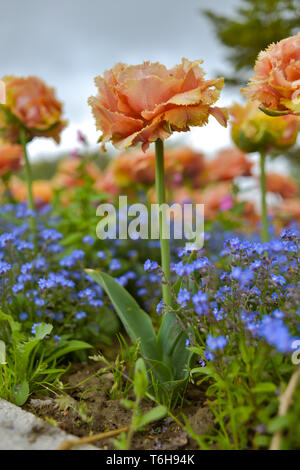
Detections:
[0, 233, 15, 248]
[128, 250, 138, 258]
[271, 274, 286, 286]
[16, 241, 34, 251]
[35, 257, 48, 270]
[31, 323, 42, 335]
[39, 228, 63, 242]
[89, 299, 104, 307]
[172, 261, 195, 276]
[82, 235, 94, 245]
[59, 250, 84, 267]
[12, 282, 24, 294]
[15, 204, 35, 219]
[273, 309, 284, 319]
[198, 359, 206, 367]
[177, 288, 190, 307]
[21, 262, 33, 274]
[207, 334, 227, 351]
[138, 288, 148, 296]
[116, 275, 128, 286]
[204, 349, 214, 361]
[192, 291, 208, 315]
[144, 259, 159, 272]
[19, 312, 28, 321]
[47, 244, 63, 254]
[260, 317, 292, 353]
[156, 299, 165, 315]
[250, 260, 262, 270]
[38, 278, 56, 290]
[75, 311, 87, 320]
[124, 270, 136, 280]
[109, 259, 122, 271]
[97, 251, 107, 260]
[34, 297, 45, 307]
[0, 261, 11, 275]
[78, 288, 95, 300]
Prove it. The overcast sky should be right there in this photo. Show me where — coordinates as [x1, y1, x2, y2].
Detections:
[1, 0, 243, 158]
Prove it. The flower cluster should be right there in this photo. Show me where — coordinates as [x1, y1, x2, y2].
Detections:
[0, 203, 146, 344]
[141, 227, 300, 363]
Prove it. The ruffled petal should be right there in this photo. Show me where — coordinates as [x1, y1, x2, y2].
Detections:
[280, 96, 300, 114]
[114, 118, 167, 151]
[163, 105, 211, 130]
[141, 78, 224, 121]
[209, 106, 228, 127]
[117, 62, 170, 82]
[88, 96, 144, 141]
[117, 76, 182, 114]
[94, 76, 118, 112]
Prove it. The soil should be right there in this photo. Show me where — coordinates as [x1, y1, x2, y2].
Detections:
[24, 363, 214, 450]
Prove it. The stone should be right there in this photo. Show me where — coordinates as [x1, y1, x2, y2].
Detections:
[0, 398, 97, 450]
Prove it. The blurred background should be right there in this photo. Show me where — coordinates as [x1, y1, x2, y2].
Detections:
[0, 0, 246, 158]
[1, 0, 299, 171]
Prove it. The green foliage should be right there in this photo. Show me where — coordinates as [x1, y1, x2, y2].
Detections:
[86, 270, 193, 393]
[189, 342, 300, 449]
[112, 358, 167, 450]
[0, 311, 91, 405]
[89, 335, 141, 400]
[203, 0, 300, 83]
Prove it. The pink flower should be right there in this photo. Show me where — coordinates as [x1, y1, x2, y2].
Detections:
[77, 130, 87, 144]
[88, 59, 227, 151]
[242, 33, 300, 115]
[219, 195, 233, 211]
[195, 182, 232, 219]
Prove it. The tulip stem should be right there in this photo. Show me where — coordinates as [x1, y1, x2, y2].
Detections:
[155, 139, 172, 307]
[20, 128, 36, 229]
[259, 151, 269, 243]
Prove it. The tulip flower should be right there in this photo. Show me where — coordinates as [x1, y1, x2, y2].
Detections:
[241, 33, 300, 116]
[87, 59, 227, 393]
[88, 59, 227, 153]
[230, 101, 299, 242]
[0, 75, 66, 221]
[89, 58, 227, 306]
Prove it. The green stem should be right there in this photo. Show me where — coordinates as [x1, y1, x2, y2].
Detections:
[155, 139, 172, 307]
[259, 151, 269, 243]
